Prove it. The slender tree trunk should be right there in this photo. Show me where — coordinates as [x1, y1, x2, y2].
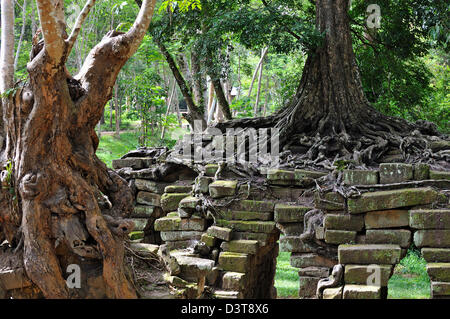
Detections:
[247, 47, 268, 98]
[263, 75, 270, 116]
[254, 53, 264, 115]
[114, 82, 120, 138]
[14, 0, 28, 70]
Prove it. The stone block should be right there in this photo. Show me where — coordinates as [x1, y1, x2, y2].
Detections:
[325, 230, 357, 244]
[267, 169, 295, 185]
[298, 276, 320, 298]
[160, 231, 203, 242]
[112, 157, 147, 169]
[315, 192, 345, 211]
[430, 170, 450, 180]
[414, 163, 430, 180]
[132, 205, 158, 218]
[344, 264, 393, 286]
[432, 282, 450, 297]
[160, 193, 190, 212]
[298, 267, 330, 278]
[274, 204, 311, 223]
[410, 209, 450, 229]
[338, 244, 401, 265]
[343, 169, 379, 185]
[427, 263, 450, 282]
[421, 248, 450, 263]
[209, 180, 237, 198]
[166, 240, 197, 251]
[136, 191, 161, 206]
[414, 230, 450, 248]
[207, 226, 232, 241]
[213, 290, 240, 299]
[343, 285, 381, 299]
[279, 236, 315, 253]
[276, 223, 304, 236]
[325, 214, 364, 231]
[365, 210, 409, 229]
[129, 231, 144, 240]
[290, 253, 337, 268]
[220, 240, 259, 254]
[179, 196, 202, 210]
[135, 179, 168, 194]
[294, 169, 327, 180]
[131, 218, 148, 231]
[348, 187, 439, 214]
[154, 216, 206, 231]
[201, 234, 217, 247]
[222, 272, 246, 290]
[175, 255, 215, 281]
[219, 210, 273, 221]
[230, 199, 275, 212]
[379, 163, 413, 184]
[164, 185, 193, 193]
[216, 219, 277, 234]
[218, 252, 250, 273]
[130, 243, 159, 255]
[366, 229, 411, 248]
[323, 286, 343, 299]
[195, 176, 213, 194]
[231, 232, 270, 245]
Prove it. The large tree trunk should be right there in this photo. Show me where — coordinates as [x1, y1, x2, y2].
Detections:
[215, 0, 440, 166]
[0, 0, 157, 299]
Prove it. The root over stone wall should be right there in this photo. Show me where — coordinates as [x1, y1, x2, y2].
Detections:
[108, 154, 450, 299]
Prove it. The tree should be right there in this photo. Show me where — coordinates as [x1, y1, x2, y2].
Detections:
[215, 0, 447, 167]
[0, 0, 157, 298]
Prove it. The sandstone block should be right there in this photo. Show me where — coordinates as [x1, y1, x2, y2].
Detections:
[343, 284, 381, 299]
[323, 286, 343, 299]
[325, 214, 364, 231]
[290, 253, 337, 268]
[338, 244, 401, 264]
[344, 264, 392, 286]
[220, 240, 259, 254]
[343, 169, 379, 185]
[209, 180, 237, 198]
[379, 163, 413, 184]
[136, 191, 161, 206]
[274, 204, 311, 223]
[365, 210, 409, 229]
[207, 226, 232, 241]
[218, 252, 250, 273]
[410, 209, 450, 229]
[135, 179, 168, 194]
[325, 230, 357, 245]
[427, 263, 450, 282]
[414, 230, 450, 248]
[216, 219, 277, 234]
[421, 248, 450, 262]
[279, 236, 315, 253]
[366, 229, 411, 248]
[160, 193, 190, 212]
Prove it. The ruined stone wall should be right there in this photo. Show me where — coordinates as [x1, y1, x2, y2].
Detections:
[113, 155, 450, 299]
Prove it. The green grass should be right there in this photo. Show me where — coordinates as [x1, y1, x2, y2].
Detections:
[387, 249, 430, 299]
[96, 131, 140, 167]
[275, 251, 299, 298]
[275, 248, 431, 299]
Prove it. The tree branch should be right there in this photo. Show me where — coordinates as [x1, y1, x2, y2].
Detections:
[66, 0, 97, 59]
[35, 0, 66, 63]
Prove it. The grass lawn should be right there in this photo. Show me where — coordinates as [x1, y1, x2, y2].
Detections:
[96, 131, 140, 167]
[275, 248, 431, 299]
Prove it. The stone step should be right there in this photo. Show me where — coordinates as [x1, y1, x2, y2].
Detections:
[209, 180, 237, 198]
[212, 290, 240, 299]
[427, 263, 450, 282]
[136, 191, 161, 206]
[229, 200, 275, 212]
[365, 229, 411, 248]
[430, 170, 450, 180]
[279, 236, 316, 253]
[154, 216, 206, 232]
[342, 169, 379, 186]
[343, 284, 382, 299]
[207, 226, 232, 241]
[112, 157, 152, 170]
[129, 243, 159, 255]
[290, 253, 337, 268]
[364, 210, 409, 229]
[160, 193, 190, 212]
[324, 214, 364, 231]
[344, 264, 393, 286]
[201, 233, 217, 247]
[220, 240, 259, 254]
[231, 231, 271, 245]
[414, 230, 450, 248]
[325, 230, 357, 245]
[431, 281, 450, 298]
[338, 244, 401, 265]
[218, 252, 250, 273]
[216, 219, 277, 234]
[160, 231, 203, 242]
[379, 163, 413, 184]
[267, 169, 326, 186]
[347, 187, 439, 214]
[131, 218, 148, 231]
[410, 209, 450, 230]
[323, 286, 343, 299]
[179, 196, 202, 210]
[219, 210, 273, 221]
[173, 255, 215, 282]
[164, 185, 193, 194]
[315, 192, 345, 211]
[274, 204, 311, 223]
[222, 272, 246, 291]
[135, 179, 168, 194]
[421, 248, 450, 262]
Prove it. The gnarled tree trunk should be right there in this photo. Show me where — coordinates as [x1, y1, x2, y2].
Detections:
[0, 0, 157, 299]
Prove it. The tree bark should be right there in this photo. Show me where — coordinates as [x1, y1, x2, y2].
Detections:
[0, 0, 157, 299]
